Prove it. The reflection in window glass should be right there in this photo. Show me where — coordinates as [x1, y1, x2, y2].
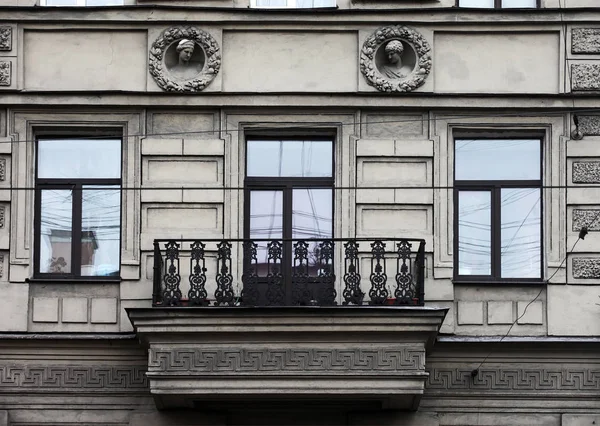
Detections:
[458, 0, 494, 7]
[247, 140, 332, 177]
[39, 189, 73, 274]
[293, 188, 332, 275]
[458, 191, 491, 276]
[455, 139, 540, 181]
[502, 0, 537, 7]
[250, 191, 283, 266]
[38, 139, 121, 179]
[501, 188, 541, 278]
[81, 186, 121, 277]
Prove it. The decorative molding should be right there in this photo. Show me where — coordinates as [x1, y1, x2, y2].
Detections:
[149, 348, 425, 373]
[0, 254, 4, 278]
[577, 115, 600, 136]
[360, 26, 432, 93]
[572, 29, 600, 54]
[573, 161, 600, 184]
[149, 26, 220, 93]
[573, 209, 600, 231]
[426, 367, 600, 392]
[572, 258, 600, 279]
[572, 64, 600, 91]
[0, 206, 5, 229]
[0, 27, 11, 51]
[0, 61, 10, 87]
[0, 365, 148, 391]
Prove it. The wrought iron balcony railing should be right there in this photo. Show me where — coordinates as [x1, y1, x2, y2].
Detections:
[152, 238, 425, 307]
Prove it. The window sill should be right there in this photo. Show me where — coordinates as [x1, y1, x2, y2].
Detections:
[26, 277, 122, 284]
[452, 279, 547, 286]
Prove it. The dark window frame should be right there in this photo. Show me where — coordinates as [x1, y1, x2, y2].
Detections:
[456, 0, 540, 8]
[453, 135, 544, 284]
[244, 133, 335, 304]
[34, 132, 123, 280]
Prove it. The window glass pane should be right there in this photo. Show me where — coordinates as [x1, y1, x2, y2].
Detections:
[255, 0, 287, 6]
[247, 140, 332, 177]
[458, 191, 491, 276]
[39, 189, 73, 274]
[455, 139, 540, 181]
[502, 0, 537, 7]
[501, 188, 541, 278]
[250, 191, 283, 266]
[459, 0, 495, 7]
[81, 186, 121, 277]
[44, 0, 78, 5]
[86, 0, 124, 4]
[38, 138, 121, 179]
[297, 0, 335, 7]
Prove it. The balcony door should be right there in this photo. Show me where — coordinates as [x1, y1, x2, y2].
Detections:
[244, 137, 334, 305]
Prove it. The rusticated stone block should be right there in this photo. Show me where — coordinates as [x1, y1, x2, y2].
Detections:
[0, 27, 11, 51]
[573, 161, 600, 183]
[0, 61, 9, 87]
[457, 301, 484, 325]
[572, 258, 600, 279]
[572, 28, 600, 54]
[572, 64, 600, 91]
[573, 209, 600, 231]
[577, 115, 600, 136]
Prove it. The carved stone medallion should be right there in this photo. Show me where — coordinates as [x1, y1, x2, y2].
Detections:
[360, 26, 432, 93]
[149, 26, 221, 92]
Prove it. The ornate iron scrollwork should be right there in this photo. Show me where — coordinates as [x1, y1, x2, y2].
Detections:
[318, 240, 337, 306]
[394, 240, 414, 304]
[188, 241, 208, 306]
[292, 240, 312, 305]
[343, 240, 363, 305]
[162, 240, 182, 306]
[266, 240, 284, 306]
[369, 240, 388, 305]
[241, 241, 259, 306]
[214, 241, 235, 306]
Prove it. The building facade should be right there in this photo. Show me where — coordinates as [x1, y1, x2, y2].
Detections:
[0, 0, 599, 424]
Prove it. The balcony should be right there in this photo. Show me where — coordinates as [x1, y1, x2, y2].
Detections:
[151, 238, 426, 307]
[127, 237, 447, 411]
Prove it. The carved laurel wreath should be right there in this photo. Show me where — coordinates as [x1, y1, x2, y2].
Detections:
[149, 26, 221, 93]
[360, 26, 432, 93]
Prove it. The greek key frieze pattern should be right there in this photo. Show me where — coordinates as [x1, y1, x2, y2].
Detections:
[149, 348, 425, 373]
[0, 365, 148, 391]
[426, 368, 600, 392]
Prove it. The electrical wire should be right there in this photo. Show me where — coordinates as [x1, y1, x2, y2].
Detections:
[3, 107, 600, 145]
[470, 208, 600, 379]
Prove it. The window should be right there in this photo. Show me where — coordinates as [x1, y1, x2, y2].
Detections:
[245, 137, 334, 304]
[457, 0, 538, 8]
[454, 138, 542, 281]
[41, 0, 124, 6]
[35, 137, 122, 278]
[251, 0, 335, 8]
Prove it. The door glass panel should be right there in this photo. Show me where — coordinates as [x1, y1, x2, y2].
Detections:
[250, 191, 283, 268]
[39, 189, 73, 274]
[81, 186, 121, 277]
[455, 139, 540, 181]
[501, 188, 541, 278]
[458, 191, 491, 276]
[247, 140, 333, 177]
[292, 188, 333, 276]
